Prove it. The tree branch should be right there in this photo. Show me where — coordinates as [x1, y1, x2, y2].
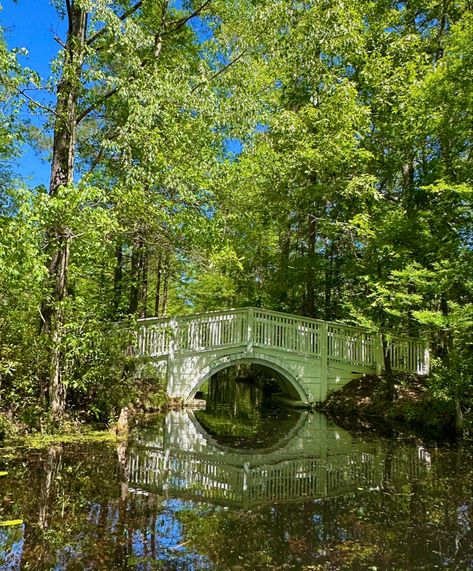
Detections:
[4, 78, 61, 118]
[85, 146, 105, 177]
[76, 86, 119, 124]
[87, 1, 143, 46]
[53, 35, 67, 49]
[191, 47, 249, 93]
[163, 0, 212, 36]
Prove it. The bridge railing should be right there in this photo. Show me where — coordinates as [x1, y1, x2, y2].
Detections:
[137, 308, 248, 357]
[253, 308, 321, 356]
[137, 307, 429, 374]
[327, 323, 378, 367]
[389, 336, 430, 374]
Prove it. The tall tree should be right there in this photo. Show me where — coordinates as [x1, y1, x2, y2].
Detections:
[24, 0, 290, 417]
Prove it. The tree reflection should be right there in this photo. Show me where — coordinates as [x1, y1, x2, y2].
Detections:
[0, 424, 472, 570]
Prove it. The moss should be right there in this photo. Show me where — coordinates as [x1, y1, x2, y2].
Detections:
[0, 377, 176, 447]
[0, 426, 119, 452]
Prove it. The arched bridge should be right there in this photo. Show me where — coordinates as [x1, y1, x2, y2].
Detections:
[136, 307, 429, 406]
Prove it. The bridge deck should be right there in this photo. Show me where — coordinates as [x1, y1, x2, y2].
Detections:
[137, 307, 429, 375]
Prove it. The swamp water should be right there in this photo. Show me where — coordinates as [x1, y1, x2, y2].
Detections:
[1, 373, 473, 570]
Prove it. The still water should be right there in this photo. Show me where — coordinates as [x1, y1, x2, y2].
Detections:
[1, 374, 472, 570]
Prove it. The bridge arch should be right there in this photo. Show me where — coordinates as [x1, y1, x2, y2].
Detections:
[183, 351, 309, 403]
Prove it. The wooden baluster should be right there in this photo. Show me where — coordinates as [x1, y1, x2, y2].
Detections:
[247, 308, 254, 352]
[320, 322, 328, 401]
[151, 327, 155, 355]
[151, 328, 156, 356]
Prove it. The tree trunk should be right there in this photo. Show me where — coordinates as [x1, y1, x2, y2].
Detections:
[277, 221, 291, 307]
[113, 243, 123, 317]
[41, 4, 88, 418]
[139, 246, 148, 319]
[48, 234, 70, 415]
[324, 241, 335, 321]
[305, 213, 316, 317]
[129, 233, 149, 317]
[154, 253, 162, 316]
[161, 253, 170, 316]
[128, 235, 142, 315]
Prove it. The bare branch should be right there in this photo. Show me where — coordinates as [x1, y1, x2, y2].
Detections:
[53, 35, 67, 49]
[87, 1, 143, 46]
[85, 146, 105, 176]
[163, 0, 212, 36]
[4, 78, 61, 118]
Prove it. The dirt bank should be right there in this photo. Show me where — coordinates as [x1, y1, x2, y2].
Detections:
[316, 374, 458, 440]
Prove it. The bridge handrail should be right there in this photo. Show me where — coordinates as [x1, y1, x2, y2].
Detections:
[137, 307, 247, 326]
[138, 306, 426, 340]
[139, 306, 373, 332]
[251, 307, 370, 332]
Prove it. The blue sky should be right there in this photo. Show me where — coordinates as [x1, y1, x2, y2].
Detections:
[1, 1, 66, 187]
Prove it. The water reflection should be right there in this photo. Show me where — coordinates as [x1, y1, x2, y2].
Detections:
[127, 369, 434, 510]
[1, 403, 473, 568]
[192, 367, 301, 450]
[127, 409, 433, 510]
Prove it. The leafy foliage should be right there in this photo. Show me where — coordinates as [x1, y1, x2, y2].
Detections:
[0, 0, 472, 432]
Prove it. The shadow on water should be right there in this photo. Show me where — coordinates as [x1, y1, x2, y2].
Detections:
[1, 365, 473, 569]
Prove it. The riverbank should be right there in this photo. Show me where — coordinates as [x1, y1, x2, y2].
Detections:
[0, 377, 175, 445]
[316, 374, 469, 440]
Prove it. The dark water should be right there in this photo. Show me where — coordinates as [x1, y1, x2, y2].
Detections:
[1, 375, 473, 570]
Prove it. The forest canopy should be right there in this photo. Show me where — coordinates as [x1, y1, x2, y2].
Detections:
[0, 0, 472, 430]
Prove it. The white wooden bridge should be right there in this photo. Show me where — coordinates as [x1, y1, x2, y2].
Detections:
[136, 307, 429, 406]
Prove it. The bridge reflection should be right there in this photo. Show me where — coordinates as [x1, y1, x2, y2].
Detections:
[126, 411, 431, 509]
